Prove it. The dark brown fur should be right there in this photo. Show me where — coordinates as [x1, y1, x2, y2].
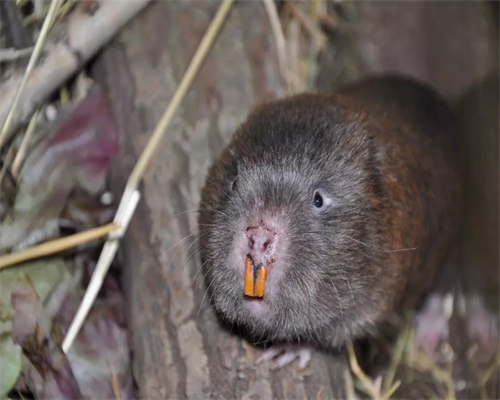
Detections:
[198, 75, 462, 349]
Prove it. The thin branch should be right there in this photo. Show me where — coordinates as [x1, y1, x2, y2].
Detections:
[12, 110, 39, 178]
[0, 223, 120, 269]
[411, 351, 456, 400]
[382, 381, 401, 400]
[0, 0, 63, 151]
[108, 361, 122, 400]
[262, 0, 293, 95]
[23, 3, 51, 26]
[344, 369, 357, 400]
[0, 47, 34, 62]
[347, 343, 381, 400]
[382, 325, 410, 394]
[286, 3, 327, 48]
[0, 0, 152, 150]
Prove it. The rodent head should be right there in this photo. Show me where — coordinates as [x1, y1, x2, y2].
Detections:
[198, 94, 386, 346]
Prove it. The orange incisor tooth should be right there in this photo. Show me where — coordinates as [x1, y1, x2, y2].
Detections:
[254, 265, 267, 297]
[245, 255, 254, 296]
[244, 255, 267, 298]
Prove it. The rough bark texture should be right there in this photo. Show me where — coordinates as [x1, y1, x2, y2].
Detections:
[92, 2, 347, 399]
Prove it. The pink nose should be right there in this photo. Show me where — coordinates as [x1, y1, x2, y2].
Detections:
[246, 226, 276, 262]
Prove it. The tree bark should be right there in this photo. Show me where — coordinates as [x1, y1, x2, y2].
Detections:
[92, 2, 348, 399]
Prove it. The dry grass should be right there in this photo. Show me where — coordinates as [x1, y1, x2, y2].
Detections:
[344, 313, 500, 399]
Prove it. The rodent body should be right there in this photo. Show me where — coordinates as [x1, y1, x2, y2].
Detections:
[198, 75, 462, 350]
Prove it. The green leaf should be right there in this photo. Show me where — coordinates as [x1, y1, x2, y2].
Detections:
[0, 333, 22, 399]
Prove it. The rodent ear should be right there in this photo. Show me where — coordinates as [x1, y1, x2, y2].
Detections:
[225, 158, 239, 192]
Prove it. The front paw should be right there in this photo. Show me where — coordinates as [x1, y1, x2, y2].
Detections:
[413, 293, 452, 354]
[255, 344, 313, 371]
[465, 294, 499, 352]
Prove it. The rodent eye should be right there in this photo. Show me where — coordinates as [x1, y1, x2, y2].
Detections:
[231, 177, 238, 192]
[313, 191, 323, 208]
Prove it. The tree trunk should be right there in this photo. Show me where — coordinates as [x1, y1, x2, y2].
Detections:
[92, 1, 348, 399]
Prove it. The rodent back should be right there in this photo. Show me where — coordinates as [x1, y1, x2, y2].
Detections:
[337, 75, 463, 309]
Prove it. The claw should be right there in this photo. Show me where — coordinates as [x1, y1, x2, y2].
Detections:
[466, 294, 499, 351]
[413, 294, 450, 354]
[256, 344, 313, 371]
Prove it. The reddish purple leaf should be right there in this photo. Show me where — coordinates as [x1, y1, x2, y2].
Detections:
[0, 87, 119, 252]
[11, 282, 82, 400]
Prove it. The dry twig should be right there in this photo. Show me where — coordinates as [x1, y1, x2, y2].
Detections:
[347, 343, 382, 400]
[0, 0, 63, 151]
[0, 47, 34, 62]
[344, 368, 357, 400]
[286, 2, 327, 48]
[0, 222, 120, 269]
[347, 343, 401, 400]
[478, 352, 500, 387]
[108, 361, 122, 400]
[411, 351, 456, 400]
[262, 0, 293, 94]
[0, 0, 152, 149]
[11, 110, 39, 178]
[382, 325, 410, 394]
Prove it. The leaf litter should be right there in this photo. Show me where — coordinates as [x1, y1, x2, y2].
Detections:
[0, 82, 133, 399]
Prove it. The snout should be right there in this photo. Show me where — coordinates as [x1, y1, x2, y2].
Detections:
[246, 225, 278, 266]
[232, 213, 289, 291]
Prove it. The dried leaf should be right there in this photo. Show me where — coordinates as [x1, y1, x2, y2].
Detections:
[0, 259, 71, 332]
[0, 87, 118, 253]
[1, 253, 132, 398]
[0, 257, 78, 398]
[57, 275, 133, 399]
[11, 281, 82, 399]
